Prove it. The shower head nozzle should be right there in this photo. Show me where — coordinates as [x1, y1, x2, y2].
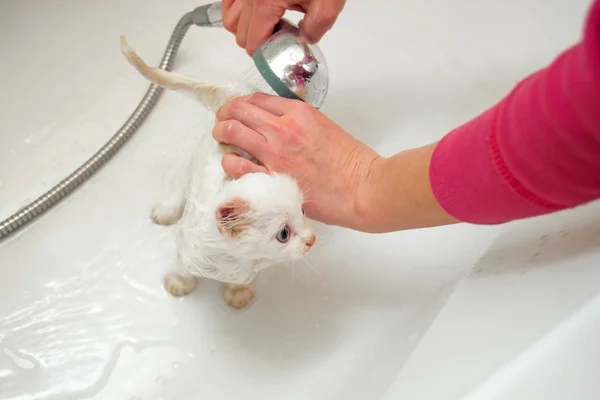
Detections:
[252, 19, 329, 109]
[192, 3, 329, 108]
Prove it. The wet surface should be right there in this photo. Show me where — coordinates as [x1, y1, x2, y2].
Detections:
[13, 0, 592, 398]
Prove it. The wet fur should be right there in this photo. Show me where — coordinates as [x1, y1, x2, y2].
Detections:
[120, 37, 315, 309]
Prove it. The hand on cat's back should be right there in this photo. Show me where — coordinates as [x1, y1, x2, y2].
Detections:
[213, 93, 381, 232]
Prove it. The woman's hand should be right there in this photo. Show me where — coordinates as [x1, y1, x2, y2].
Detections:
[213, 93, 381, 231]
[213, 94, 459, 233]
[221, 0, 346, 55]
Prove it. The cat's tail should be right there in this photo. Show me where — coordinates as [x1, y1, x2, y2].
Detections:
[120, 36, 242, 111]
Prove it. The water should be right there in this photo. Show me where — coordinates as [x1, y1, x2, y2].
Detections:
[236, 66, 277, 97]
[0, 232, 177, 400]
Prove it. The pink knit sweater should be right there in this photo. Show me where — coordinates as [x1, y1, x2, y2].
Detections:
[430, 0, 600, 224]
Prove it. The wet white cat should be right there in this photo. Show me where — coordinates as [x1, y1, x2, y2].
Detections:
[120, 37, 316, 309]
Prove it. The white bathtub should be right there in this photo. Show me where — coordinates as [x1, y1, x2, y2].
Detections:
[0, 1, 597, 399]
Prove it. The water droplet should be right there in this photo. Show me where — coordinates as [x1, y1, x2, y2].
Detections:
[24, 137, 33, 145]
[172, 362, 180, 371]
[156, 376, 166, 385]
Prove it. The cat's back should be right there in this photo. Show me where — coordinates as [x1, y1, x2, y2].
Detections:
[184, 83, 261, 210]
[187, 130, 230, 201]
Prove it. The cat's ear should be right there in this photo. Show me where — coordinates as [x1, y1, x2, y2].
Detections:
[216, 197, 252, 237]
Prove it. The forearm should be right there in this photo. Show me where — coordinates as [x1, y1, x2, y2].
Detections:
[356, 142, 459, 233]
[430, 0, 600, 224]
[358, 0, 600, 233]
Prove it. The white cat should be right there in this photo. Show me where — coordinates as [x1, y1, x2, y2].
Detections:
[120, 37, 316, 309]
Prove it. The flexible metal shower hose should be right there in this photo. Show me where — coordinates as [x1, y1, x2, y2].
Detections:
[0, 12, 196, 241]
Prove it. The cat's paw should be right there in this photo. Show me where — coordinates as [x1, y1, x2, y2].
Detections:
[164, 272, 197, 297]
[151, 202, 184, 226]
[224, 284, 255, 310]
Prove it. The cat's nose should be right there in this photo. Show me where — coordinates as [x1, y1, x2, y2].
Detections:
[305, 234, 316, 247]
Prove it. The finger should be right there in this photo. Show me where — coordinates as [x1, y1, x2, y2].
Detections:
[246, 92, 300, 116]
[299, 0, 345, 42]
[222, 153, 267, 179]
[216, 98, 280, 135]
[245, 3, 285, 55]
[236, 7, 252, 48]
[222, 0, 244, 33]
[212, 120, 268, 158]
[288, 5, 306, 13]
[221, 0, 235, 14]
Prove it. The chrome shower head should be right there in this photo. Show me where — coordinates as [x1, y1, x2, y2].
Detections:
[192, 2, 329, 108]
[252, 19, 328, 108]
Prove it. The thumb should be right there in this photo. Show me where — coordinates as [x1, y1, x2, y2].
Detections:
[298, 0, 345, 42]
[221, 153, 268, 179]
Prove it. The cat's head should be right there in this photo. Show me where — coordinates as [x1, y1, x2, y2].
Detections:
[214, 173, 315, 262]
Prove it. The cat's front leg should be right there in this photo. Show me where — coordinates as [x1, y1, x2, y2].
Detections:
[164, 256, 198, 297]
[223, 283, 255, 310]
[151, 195, 187, 226]
[151, 159, 192, 226]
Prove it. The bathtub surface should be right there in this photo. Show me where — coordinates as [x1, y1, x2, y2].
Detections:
[0, 0, 591, 399]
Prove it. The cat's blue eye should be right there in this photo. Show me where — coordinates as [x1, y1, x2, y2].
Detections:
[276, 225, 291, 243]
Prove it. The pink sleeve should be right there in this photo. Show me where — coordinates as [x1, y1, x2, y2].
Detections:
[429, 0, 600, 224]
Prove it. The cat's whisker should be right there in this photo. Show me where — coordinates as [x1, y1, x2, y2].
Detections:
[300, 187, 313, 200]
[298, 180, 310, 192]
[301, 257, 321, 275]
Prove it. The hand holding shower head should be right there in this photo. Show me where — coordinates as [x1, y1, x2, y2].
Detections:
[192, 2, 329, 108]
